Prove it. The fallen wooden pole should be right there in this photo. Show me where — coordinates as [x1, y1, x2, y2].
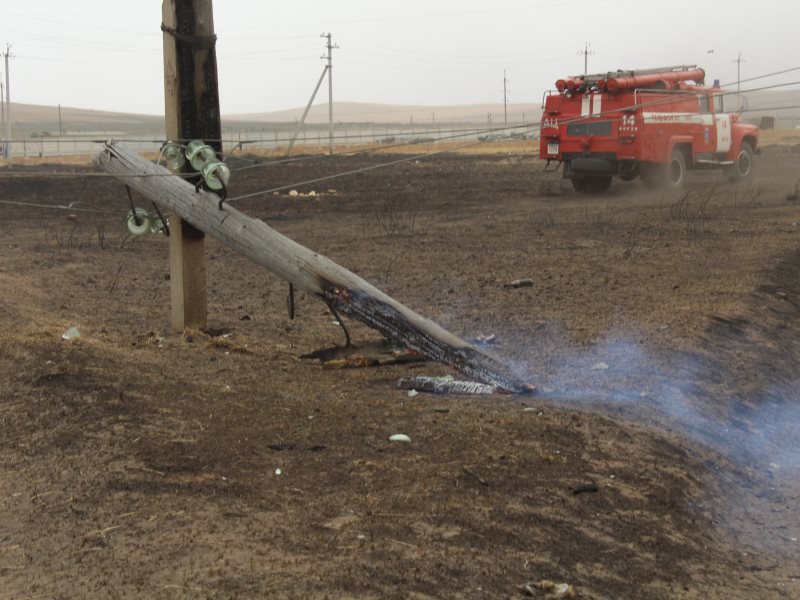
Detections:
[95, 143, 532, 393]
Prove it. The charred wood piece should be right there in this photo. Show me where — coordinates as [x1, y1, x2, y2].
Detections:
[397, 376, 497, 395]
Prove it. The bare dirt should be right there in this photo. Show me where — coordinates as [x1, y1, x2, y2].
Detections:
[1, 144, 800, 599]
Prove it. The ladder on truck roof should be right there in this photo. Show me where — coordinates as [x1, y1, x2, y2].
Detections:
[554, 65, 705, 94]
[573, 65, 698, 87]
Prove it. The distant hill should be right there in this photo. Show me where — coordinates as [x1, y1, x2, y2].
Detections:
[6, 101, 541, 138]
[5, 89, 798, 138]
[10, 103, 163, 136]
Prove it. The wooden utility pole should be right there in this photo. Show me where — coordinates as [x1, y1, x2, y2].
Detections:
[162, 0, 222, 331]
[3, 45, 12, 162]
[503, 70, 508, 126]
[322, 33, 337, 156]
[95, 143, 532, 394]
[579, 42, 594, 76]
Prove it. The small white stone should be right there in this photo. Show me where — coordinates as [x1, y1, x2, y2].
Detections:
[275, 468, 282, 476]
[389, 434, 412, 443]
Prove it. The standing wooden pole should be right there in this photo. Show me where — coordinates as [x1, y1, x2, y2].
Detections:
[162, 0, 223, 331]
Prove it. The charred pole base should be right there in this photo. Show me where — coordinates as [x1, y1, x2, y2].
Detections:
[95, 143, 532, 394]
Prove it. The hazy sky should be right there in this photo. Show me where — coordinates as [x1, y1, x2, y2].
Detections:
[1, 0, 797, 115]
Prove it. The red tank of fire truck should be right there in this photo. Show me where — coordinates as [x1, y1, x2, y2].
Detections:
[539, 65, 759, 193]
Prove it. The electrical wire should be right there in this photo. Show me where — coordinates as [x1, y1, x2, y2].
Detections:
[0, 199, 118, 215]
[741, 104, 800, 114]
[720, 66, 800, 89]
[226, 139, 493, 203]
[0, 170, 197, 180]
[83, 125, 509, 147]
[232, 123, 531, 172]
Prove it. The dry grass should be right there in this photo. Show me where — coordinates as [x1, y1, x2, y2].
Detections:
[0, 140, 538, 168]
[758, 129, 800, 145]
[0, 140, 537, 169]
[0, 154, 95, 167]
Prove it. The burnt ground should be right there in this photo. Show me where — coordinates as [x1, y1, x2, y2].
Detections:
[1, 144, 800, 598]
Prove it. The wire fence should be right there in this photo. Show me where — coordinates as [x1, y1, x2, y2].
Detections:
[0, 123, 538, 160]
[3, 114, 798, 162]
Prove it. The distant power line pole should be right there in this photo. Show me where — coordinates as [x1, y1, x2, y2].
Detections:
[321, 32, 338, 156]
[2, 45, 11, 161]
[503, 70, 508, 125]
[0, 79, 5, 159]
[578, 42, 594, 75]
[733, 51, 745, 106]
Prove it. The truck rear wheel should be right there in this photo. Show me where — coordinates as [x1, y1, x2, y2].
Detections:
[572, 176, 612, 194]
[726, 142, 754, 182]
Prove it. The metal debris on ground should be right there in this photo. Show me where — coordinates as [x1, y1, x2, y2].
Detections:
[397, 375, 497, 395]
[61, 327, 81, 341]
[504, 278, 534, 289]
[462, 466, 489, 486]
[522, 580, 576, 598]
[473, 334, 497, 346]
[268, 443, 297, 451]
[570, 482, 600, 495]
[301, 340, 425, 370]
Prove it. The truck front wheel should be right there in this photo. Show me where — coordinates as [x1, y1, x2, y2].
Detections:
[726, 142, 754, 182]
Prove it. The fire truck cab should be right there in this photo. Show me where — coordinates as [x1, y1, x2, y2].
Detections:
[539, 65, 759, 193]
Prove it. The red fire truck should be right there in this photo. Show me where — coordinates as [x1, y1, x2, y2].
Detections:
[539, 65, 759, 193]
